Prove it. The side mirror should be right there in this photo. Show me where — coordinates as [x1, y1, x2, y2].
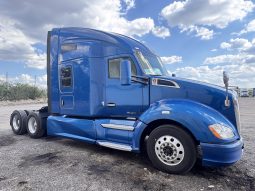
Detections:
[223, 71, 229, 89]
[223, 71, 230, 107]
[120, 60, 131, 85]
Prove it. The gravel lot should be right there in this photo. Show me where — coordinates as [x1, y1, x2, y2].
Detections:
[0, 98, 254, 191]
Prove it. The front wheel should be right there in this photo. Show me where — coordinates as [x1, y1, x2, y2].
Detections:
[146, 125, 197, 174]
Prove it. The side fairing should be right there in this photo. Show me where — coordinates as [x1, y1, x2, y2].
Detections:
[48, 29, 60, 114]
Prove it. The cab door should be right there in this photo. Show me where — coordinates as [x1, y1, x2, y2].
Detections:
[105, 56, 145, 118]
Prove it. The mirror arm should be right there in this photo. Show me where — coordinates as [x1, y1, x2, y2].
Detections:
[225, 87, 230, 107]
[223, 71, 230, 107]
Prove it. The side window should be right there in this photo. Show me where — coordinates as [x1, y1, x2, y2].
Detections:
[108, 58, 120, 79]
[108, 57, 137, 79]
[60, 66, 72, 87]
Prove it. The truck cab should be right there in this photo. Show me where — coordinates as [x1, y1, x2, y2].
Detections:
[10, 28, 243, 174]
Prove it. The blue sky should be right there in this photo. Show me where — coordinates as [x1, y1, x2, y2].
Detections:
[0, 0, 255, 88]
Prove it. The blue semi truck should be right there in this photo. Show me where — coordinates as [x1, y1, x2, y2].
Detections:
[10, 28, 243, 174]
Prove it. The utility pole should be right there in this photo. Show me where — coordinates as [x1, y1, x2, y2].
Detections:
[34, 75, 37, 86]
[5, 72, 9, 91]
[34, 75, 37, 100]
[5, 72, 8, 84]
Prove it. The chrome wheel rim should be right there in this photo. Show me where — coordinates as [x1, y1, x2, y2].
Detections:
[13, 115, 20, 131]
[155, 135, 185, 166]
[28, 117, 37, 134]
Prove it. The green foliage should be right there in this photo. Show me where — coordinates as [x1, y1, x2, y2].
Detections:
[0, 81, 47, 101]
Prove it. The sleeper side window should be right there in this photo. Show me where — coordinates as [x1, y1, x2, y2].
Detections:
[60, 66, 72, 87]
[108, 57, 137, 79]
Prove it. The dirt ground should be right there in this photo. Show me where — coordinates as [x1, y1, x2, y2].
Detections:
[0, 98, 254, 191]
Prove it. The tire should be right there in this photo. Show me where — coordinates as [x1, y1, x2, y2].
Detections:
[10, 110, 27, 135]
[26, 112, 46, 138]
[146, 125, 197, 174]
[24, 110, 34, 116]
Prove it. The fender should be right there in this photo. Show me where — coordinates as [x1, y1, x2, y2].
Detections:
[132, 99, 239, 151]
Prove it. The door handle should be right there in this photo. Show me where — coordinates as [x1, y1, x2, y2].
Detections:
[107, 103, 116, 107]
[61, 99, 64, 106]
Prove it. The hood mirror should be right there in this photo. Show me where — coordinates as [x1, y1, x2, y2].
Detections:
[223, 71, 230, 107]
[223, 71, 229, 88]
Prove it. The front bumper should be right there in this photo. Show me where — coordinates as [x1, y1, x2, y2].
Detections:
[200, 138, 244, 167]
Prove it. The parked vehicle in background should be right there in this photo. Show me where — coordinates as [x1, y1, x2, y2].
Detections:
[229, 86, 239, 96]
[253, 88, 255, 97]
[240, 89, 249, 97]
[9, 28, 243, 174]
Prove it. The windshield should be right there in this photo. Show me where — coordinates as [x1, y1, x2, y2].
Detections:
[135, 50, 168, 76]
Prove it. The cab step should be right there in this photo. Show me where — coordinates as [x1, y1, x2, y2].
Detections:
[97, 141, 132, 151]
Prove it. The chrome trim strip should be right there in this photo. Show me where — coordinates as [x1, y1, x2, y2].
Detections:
[101, 124, 134, 131]
[162, 110, 170, 114]
[107, 103, 116, 107]
[97, 141, 132, 151]
[151, 78, 180, 88]
[126, 117, 136, 120]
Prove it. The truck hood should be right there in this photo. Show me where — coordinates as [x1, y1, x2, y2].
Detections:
[149, 76, 237, 128]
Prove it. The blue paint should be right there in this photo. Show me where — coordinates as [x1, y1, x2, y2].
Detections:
[47, 115, 96, 143]
[46, 28, 243, 168]
[139, 99, 239, 144]
[201, 138, 243, 166]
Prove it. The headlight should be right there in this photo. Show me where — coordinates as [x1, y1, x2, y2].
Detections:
[209, 124, 235, 139]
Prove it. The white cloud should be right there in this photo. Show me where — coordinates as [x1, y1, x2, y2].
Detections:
[173, 64, 255, 88]
[152, 26, 170, 38]
[245, 38, 255, 54]
[161, 0, 254, 28]
[239, 19, 255, 34]
[180, 25, 214, 40]
[208, 37, 255, 65]
[220, 42, 232, 49]
[161, 0, 254, 39]
[0, 0, 166, 41]
[122, 0, 135, 12]
[0, 0, 169, 70]
[0, 74, 47, 89]
[220, 38, 252, 51]
[121, 17, 155, 37]
[204, 54, 255, 65]
[0, 17, 46, 69]
[161, 56, 183, 64]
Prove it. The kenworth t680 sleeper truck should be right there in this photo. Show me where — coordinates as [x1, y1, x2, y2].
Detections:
[10, 28, 243, 174]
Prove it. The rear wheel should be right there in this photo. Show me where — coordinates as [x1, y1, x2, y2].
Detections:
[27, 112, 46, 138]
[10, 110, 27, 135]
[146, 125, 197, 174]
